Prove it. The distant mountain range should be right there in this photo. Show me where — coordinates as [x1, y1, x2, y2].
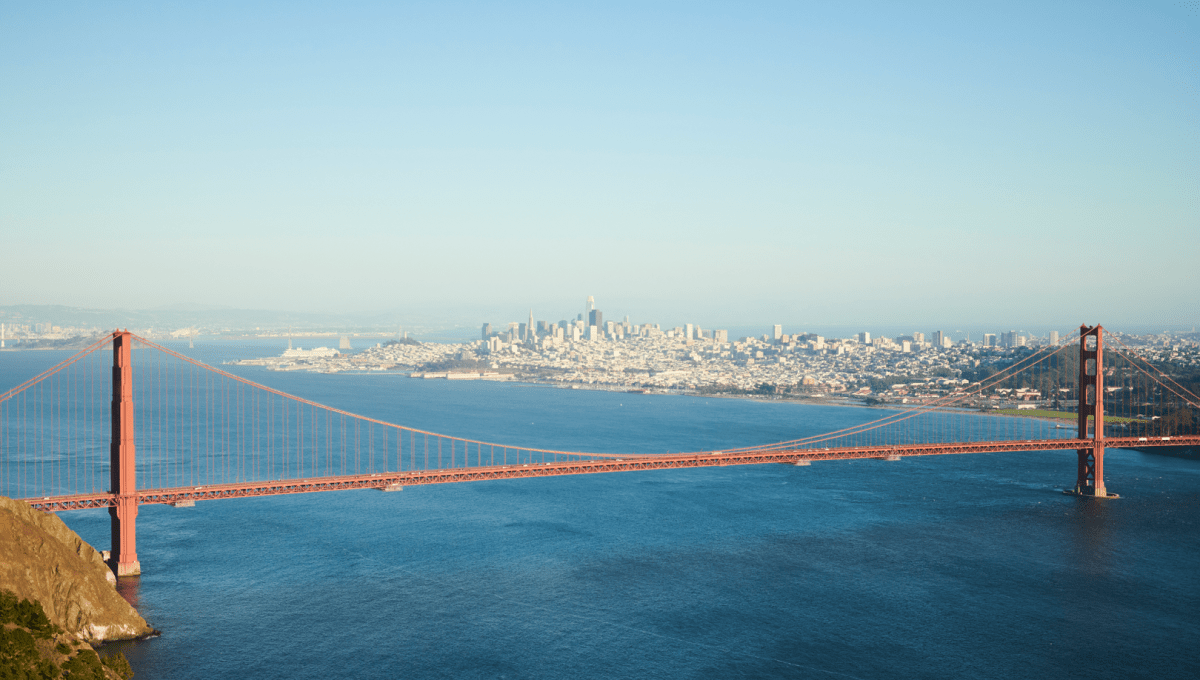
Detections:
[0, 304, 479, 339]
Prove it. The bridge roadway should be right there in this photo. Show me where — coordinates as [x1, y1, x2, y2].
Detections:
[24, 435, 1199, 512]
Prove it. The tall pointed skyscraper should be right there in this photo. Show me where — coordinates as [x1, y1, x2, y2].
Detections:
[528, 309, 534, 341]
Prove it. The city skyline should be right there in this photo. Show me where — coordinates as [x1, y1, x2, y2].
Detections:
[479, 295, 1084, 348]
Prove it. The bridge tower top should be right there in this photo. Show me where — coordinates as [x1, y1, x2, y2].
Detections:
[1078, 324, 1103, 441]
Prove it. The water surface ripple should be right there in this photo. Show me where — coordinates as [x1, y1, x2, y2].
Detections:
[5, 342, 1196, 679]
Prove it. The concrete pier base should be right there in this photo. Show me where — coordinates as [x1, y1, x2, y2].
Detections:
[113, 560, 141, 577]
[1063, 488, 1120, 499]
[103, 552, 141, 577]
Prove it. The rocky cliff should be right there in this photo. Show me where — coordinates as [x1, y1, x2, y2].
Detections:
[0, 496, 153, 642]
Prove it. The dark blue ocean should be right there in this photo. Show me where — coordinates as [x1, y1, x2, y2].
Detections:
[3, 341, 1199, 679]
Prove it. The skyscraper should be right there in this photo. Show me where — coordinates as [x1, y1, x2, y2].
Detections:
[585, 296, 595, 319]
[589, 309, 603, 329]
[932, 331, 945, 348]
[1049, 330, 1059, 345]
[773, 325, 783, 341]
[528, 309, 534, 340]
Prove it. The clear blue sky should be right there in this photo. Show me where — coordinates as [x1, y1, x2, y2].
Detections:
[2, 1, 1197, 330]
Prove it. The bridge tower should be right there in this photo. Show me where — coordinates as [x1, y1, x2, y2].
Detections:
[109, 331, 141, 576]
[1073, 324, 1110, 497]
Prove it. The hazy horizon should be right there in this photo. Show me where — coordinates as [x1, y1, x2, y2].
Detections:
[3, 2, 1197, 330]
[1, 301, 1193, 344]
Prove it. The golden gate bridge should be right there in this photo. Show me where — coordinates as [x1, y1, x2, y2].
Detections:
[1, 325, 1197, 577]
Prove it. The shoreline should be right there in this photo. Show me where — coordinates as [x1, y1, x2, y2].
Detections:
[235, 363, 1078, 417]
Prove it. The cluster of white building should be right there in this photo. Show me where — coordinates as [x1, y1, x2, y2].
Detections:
[0, 321, 107, 347]
[475, 327, 985, 394]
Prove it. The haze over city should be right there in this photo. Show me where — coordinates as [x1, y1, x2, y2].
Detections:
[3, 1, 1198, 331]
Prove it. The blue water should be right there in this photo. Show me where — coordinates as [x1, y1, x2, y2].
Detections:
[3, 342, 1199, 679]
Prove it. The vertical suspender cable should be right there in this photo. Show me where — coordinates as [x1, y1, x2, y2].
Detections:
[282, 394, 287, 480]
[39, 380, 44, 495]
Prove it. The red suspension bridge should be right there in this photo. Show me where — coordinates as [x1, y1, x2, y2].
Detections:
[2, 325, 1197, 577]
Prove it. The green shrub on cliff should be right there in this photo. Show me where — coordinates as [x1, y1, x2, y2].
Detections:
[58, 648, 133, 680]
[60, 648, 105, 679]
[101, 652, 133, 679]
[0, 591, 60, 640]
[0, 626, 59, 679]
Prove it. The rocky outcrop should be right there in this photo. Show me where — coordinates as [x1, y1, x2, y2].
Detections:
[0, 495, 153, 642]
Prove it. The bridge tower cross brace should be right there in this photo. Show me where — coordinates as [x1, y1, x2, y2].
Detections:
[1074, 324, 1108, 497]
[109, 330, 141, 576]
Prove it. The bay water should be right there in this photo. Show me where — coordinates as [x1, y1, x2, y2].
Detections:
[3, 341, 1198, 679]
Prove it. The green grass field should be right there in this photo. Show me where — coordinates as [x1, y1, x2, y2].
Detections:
[989, 409, 1138, 424]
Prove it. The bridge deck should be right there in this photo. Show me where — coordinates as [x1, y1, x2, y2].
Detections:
[23, 436, 1198, 511]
